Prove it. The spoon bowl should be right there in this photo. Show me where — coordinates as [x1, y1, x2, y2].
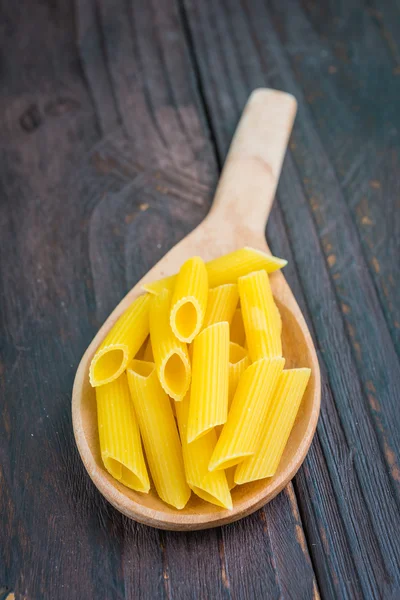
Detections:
[72, 89, 321, 530]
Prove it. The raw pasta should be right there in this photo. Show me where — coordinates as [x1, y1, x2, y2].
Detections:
[235, 369, 311, 483]
[96, 373, 149, 492]
[170, 256, 208, 343]
[216, 342, 249, 437]
[203, 284, 239, 328]
[143, 337, 154, 362]
[135, 336, 149, 360]
[225, 466, 237, 491]
[127, 360, 191, 509]
[89, 246, 312, 512]
[230, 308, 246, 347]
[150, 288, 191, 401]
[239, 270, 282, 361]
[187, 322, 229, 442]
[176, 394, 232, 509]
[142, 247, 287, 295]
[90, 294, 150, 387]
[209, 357, 285, 471]
[228, 342, 250, 408]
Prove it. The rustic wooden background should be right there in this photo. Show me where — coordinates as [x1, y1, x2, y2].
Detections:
[1, 0, 400, 598]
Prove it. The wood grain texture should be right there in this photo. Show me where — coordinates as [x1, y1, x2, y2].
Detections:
[0, 0, 318, 599]
[296, 0, 400, 358]
[266, 0, 400, 482]
[182, 0, 400, 597]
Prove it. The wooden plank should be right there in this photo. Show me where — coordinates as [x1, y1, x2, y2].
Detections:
[0, 1, 131, 597]
[160, 529, 230, 599]
[294, 0, 400, 358]
[0, 0, 192, 598]
[181, 0, 400, 597]
[269, 0, 400, 357]
[276, 152, 400, 599]
[220, 483, 317, 600]
[264, 0, 400, 497]
[0, 1, 317, 599]
[260, 199, 363, 599]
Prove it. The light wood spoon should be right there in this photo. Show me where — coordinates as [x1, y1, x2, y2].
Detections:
[72, 89, 321, 531]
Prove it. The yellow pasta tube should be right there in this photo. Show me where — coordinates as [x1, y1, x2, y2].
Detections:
[170, 257, 208, 343]
[235, 369, 311, 483]
[203, 284, 239, 328]
[225, 467, 237, 490]
[96, 373, 150, 492]
[143, 337, 154, 362]
[150, 289, 191, 401]
[90, 294, 151, 387]
[230, 308, 246, 346]
[187, 322, 229, 442]
[215, 341, 248, 438]
[209, 357, 285, 471]
[143, 247, 287, 294]
[127, 360, 191, 509]
[228, 342, 250, 408]
[176, 395, 232, 509]
[135, 337, 148, 360]
[239, 270, 282, 361]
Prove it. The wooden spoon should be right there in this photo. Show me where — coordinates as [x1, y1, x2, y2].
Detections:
[72, 89, 321, 531]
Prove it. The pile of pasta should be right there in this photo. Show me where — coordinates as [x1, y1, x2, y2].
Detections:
[90, 247, 311, 510]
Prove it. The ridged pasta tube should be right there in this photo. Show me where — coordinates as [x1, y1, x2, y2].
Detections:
[239, 270, 282, 361]
[90, 294, 151, 387]
[203, 284, 239, 329]
[96, 373, 150, 492]
[235, 368, 311, 483]
[176, 394, 232, 510]
[228, 342, 250, 408]
[127, 360, 191, 509]
[209, 357, 285, 471]
[170, 257, 208, 343]
[150, 289, 191, 401]
[143, 247, 287, 294]
[187, 322, 229, 442]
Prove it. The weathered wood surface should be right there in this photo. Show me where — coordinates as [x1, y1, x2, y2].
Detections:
[182, 0, 400, 598]
[0, 0, 398, 599]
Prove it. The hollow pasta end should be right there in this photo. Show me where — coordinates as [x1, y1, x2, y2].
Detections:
[89, 344, 129, 387]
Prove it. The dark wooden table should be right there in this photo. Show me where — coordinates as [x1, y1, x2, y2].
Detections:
[1, 1, 400, 598]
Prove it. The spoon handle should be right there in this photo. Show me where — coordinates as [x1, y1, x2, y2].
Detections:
[209, 89, 297, 239]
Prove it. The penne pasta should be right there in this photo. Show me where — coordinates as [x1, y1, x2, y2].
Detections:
[230, 308, 246, 347]
[89, 246, 313, 511]
[127, 360, 191, 509]
[214, 343, 248, 436]
[135, 336, 149, 360]
[203, 284, 239, 329]
[239, 270, 282, 361]
[143, 337, 154, 362]
[150, 289, 191, 401]
[228, 342, 250, 408]
[142, 247, 287, 295]
[90, 294, 151, 387]
[176, 394, 232, 510]
[208, 357, 285, 471]
[187, 322, 230, 443]
[170, 257, 208, 343]
[235, 369, 311, 483]
[96, 373, 149, 492]
[225, 466, 237, 491]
